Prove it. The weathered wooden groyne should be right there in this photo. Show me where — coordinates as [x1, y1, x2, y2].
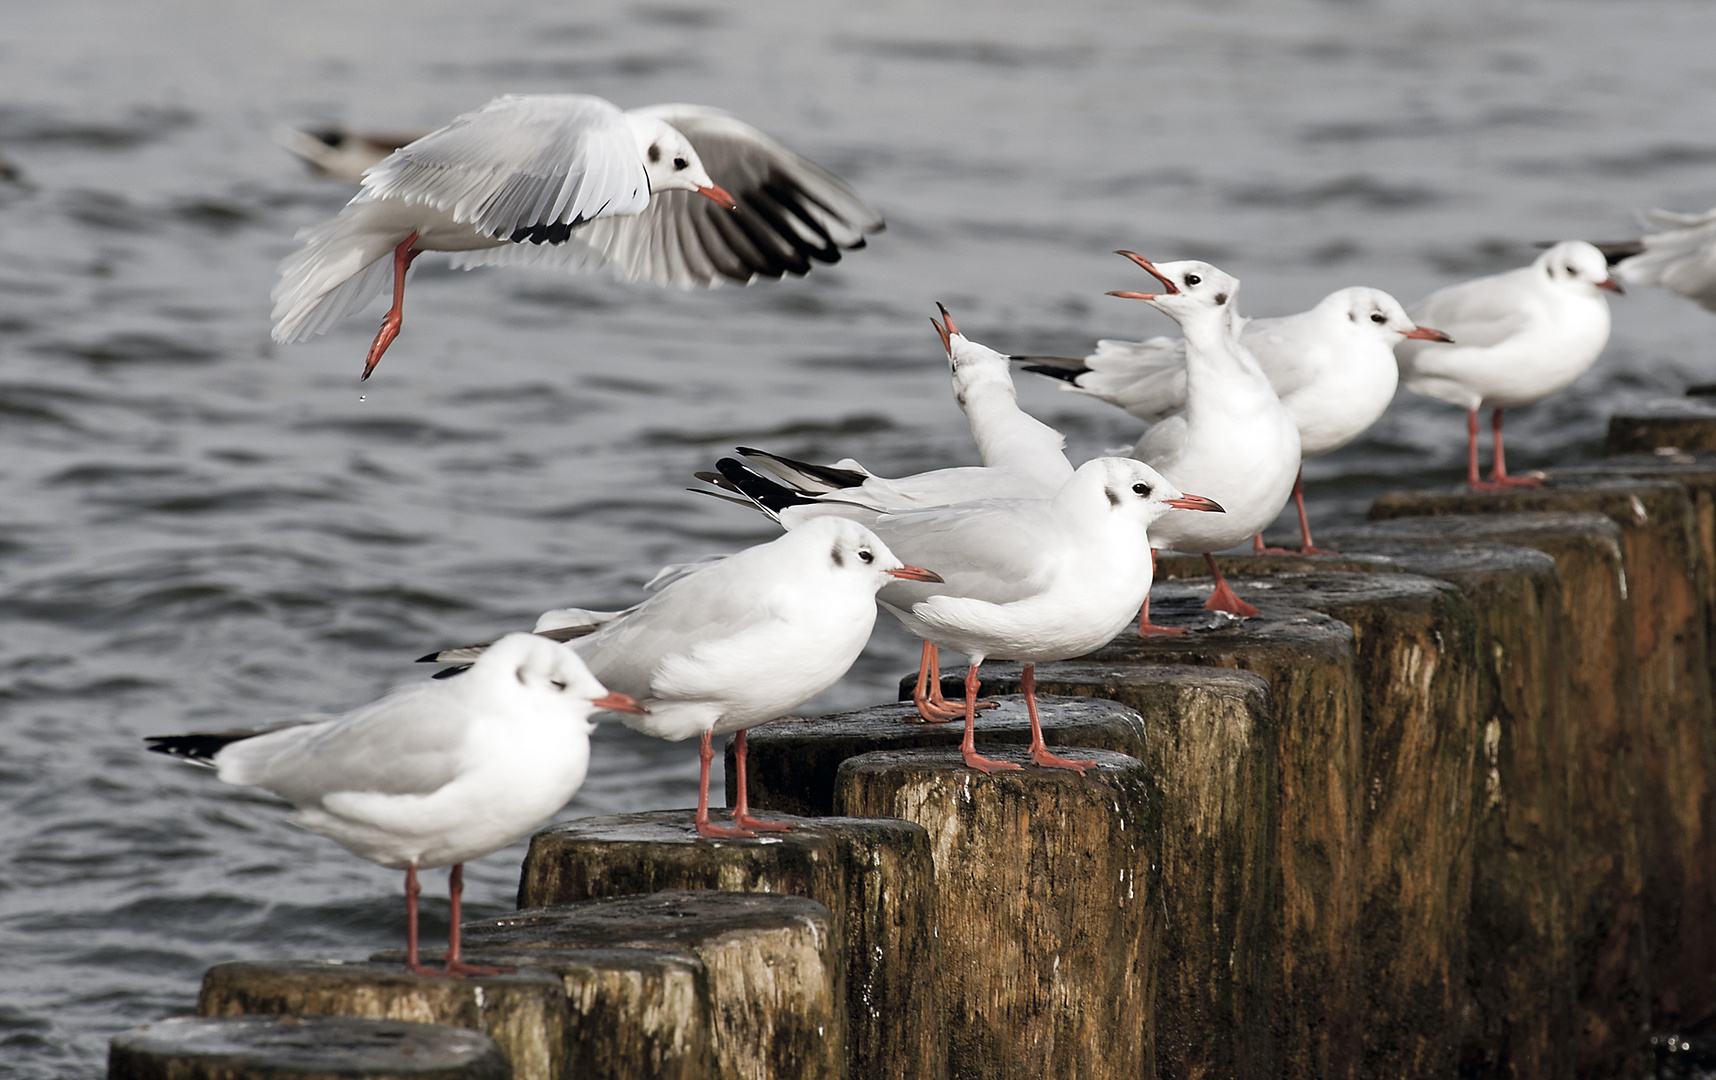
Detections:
[112, 397, 1716, 1080]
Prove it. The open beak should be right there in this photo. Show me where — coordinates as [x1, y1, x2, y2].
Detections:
[1401, 325, 1454, 343]
[1597, 277, 1625, 294]
[1107, 250, 1180, 301]
[696, 184, 739, 211]
[888, 565, 945, 583]
[931, 302, 958, 353]
[589, 691, 647, 715]
[1166, 493, 1225, 513]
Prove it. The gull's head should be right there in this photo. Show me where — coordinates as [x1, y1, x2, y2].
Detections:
[1108, 254, 1240, 325]
[931, 302, 1012, 390]
[791, 516, 943, 591]
[1324, 287, 1453, 345]
[473, 633, 644, 719]
[1537, 240, 1623, 296]
[1065, 457, 1225, 530]
[624, 113, 736, 209]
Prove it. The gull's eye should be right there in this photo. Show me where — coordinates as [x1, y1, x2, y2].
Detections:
[647, 143, 662, 164]
[1565, 266, 1576, 275]
[673, 156, 689, 170]
[1132, 482, 1151, 497]
[551, 679, 568, 692]
[858, 549, 874, 564]
[1370, 312, 1387, 324]
[1184, 273, 1201, 287]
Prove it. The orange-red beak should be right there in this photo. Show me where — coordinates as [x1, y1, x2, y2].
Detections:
[888, 565, 945, 583]
[696, 184, 739, 211]
[1401, 325, 1454, 342]
[1166, 493, 1225, 513]
[1597, 277, 1625, 294]
[1107, 250, 1179, 301]
[589, 691, 647, 715]
[931, 302, 958, 353]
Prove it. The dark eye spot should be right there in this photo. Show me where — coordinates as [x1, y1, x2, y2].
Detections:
[1184, 273, 1201, 287]
[858, 549, 874, 564]
[1565, 266, 1576, 275]
[1132, 482, 1152, 497]
[1213, 292, 1228, 306]
[1105, 486, 1121, 507]
[515, 667, 528, 686]
[551, 679, 567, 692]
[1370, 312, 1386, 324]
[831, 546, 844, 568]
[647, 143, 661, 164]
[673, 157, 688, 171]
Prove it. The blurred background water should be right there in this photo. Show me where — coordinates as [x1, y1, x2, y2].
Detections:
[1, 0, 1714, 1073]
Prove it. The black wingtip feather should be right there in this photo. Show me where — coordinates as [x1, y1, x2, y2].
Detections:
[735, 447, 869, 490]
[145, 731, 257, 765]
[432, 664, 472, 680]
[714, 458, 820, 514]
[1015, 357, 1091, 383]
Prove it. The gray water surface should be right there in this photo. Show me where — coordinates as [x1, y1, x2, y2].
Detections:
[2, 1, 1714, 1073]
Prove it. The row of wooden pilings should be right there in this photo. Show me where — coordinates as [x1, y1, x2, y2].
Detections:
[112, 397, 1716, 1080]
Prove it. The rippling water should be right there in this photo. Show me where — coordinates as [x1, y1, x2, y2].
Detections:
[3, 1, 1715, 1073]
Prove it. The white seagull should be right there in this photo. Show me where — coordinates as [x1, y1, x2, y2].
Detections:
[1099, 254, 1301, 632]
[276, 125, 420, 185]
[714, 456, 1222, 775]
[695, 305, 1075, 721]
[1395, 240, 1621, 489]
[270, 94, 884, 379]
[1021, 286, 1450, 554]
[426, 517, 939, 838]
[145, 634, 643, 977]
[1600, 206, 1716, 313]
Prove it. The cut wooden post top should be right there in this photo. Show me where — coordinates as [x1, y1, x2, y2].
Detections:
[1605, 396, 1716, 454]
[1369, 474, 1691, 525]
[733, 694, 1146, 817]
[110, 1014, 509, 1080]
[1155, 550, 1400, 580]
[452, 889, 834, 955]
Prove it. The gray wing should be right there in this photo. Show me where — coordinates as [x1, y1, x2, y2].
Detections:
[214, 684, 472, 806]
[869, 501, 1060, 607]
[360, 94, 649, 240]
[558, 104, 885, 288]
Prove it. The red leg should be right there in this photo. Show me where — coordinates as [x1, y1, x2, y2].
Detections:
[1292, 470, 1340, 555]
[731, 730, 791, 832]
[911, 641, 962, 722]
[1489, 407, 1542, 488]
[1023, 663, 1096, 773]
[960, 663, 1021, 774]
[403, 864, 439, 976]
[443, 864, 513, 976]
[1139, 550, 1187, 636]
[1203, 553, 1259, 617]
[360, 232, 421, 381]
[694, 729, 754, 839]
[1464, 408, 1508, 491]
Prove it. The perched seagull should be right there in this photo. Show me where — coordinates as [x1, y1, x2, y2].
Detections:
[1100, 254, 1300, 631]
[423, 517, 939, 839]
[145, 634, 642, 977]
[1592, 206, 1716, 313]
[270, 94, 884, 379]
[694, 305, 1075, 720]
[715, 456, 1223, 775]
[1020, 287, 1450, 554]
[276, 125, 421, 184]
[1395, 241, 1621, 490]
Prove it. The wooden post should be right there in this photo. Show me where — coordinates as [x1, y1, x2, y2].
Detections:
[515, 812, 941, 1080]
[1605, 396, 1716, 454]
[109, 1015, 509, 1080]
[1373, 477, 1716, 1038]
[1154, 550, 1399, 580]
[197, 962, 568, 1080]
[1082, 586, 1364, 1080]
[452, 890, 844, 1080]
[1333, 511, 1649, 1077]
[953, 663, 1278, 1080]
[834, 747, 1156, 1080]
[731, 695, 1147, 817]
[1315, 533, 1578, 1078]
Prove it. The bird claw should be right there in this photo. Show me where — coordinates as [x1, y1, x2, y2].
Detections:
[1138, 621, 1188, 637]
[962, 749, 1023, 774]
[1298, 546, 1342, 557]
[1030, 748, 1097, 774]
[362, 315, 402, 380]
[732, 812, 792, 833]
[1204, 584, 1259, 618]
[696, 820, 757, 840]
[444, 960, 514, 977]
